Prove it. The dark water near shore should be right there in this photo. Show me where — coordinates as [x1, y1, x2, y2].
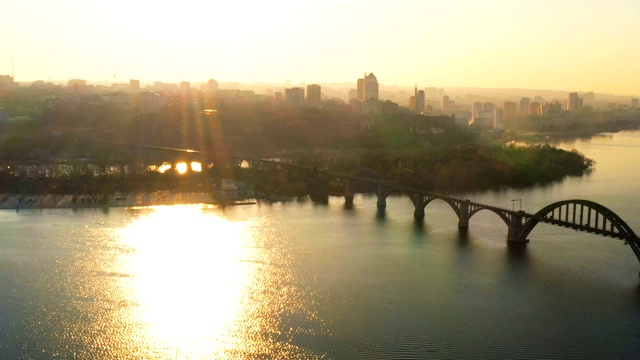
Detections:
[2, 131, 640, 359]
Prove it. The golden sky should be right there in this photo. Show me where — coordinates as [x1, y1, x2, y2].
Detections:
[2, 0, 639, 95]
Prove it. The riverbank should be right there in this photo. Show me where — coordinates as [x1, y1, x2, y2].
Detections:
[0, 192, 216, 210]
[491, 127, 639, 146]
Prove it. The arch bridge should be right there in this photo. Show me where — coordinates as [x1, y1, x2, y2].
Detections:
[82, 142, 640, 267]
[226, 156, 640, 265]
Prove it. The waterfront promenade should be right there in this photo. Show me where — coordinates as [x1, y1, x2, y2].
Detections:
[0, 192, 214, 210]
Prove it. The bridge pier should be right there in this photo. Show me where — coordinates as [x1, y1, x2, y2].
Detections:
[344, 194, 354, 206]
[377, 198, 386, 210]
[409, 194, 426, 220]
[507, 210, 530, 243]
[376, 185, 386, 210]
[344, 178, 354, 206]
[458, 200, 470, 229]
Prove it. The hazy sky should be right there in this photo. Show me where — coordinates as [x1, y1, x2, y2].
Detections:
[2, 0, 639, 95]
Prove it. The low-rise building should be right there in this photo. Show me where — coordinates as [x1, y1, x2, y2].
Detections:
[137, 92, 167, 114]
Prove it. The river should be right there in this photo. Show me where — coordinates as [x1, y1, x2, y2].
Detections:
[1, 131, 640, 359]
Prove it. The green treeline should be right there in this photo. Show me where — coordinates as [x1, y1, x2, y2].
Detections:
[286, 144, 594, 193]
[0, 143, 595, 197]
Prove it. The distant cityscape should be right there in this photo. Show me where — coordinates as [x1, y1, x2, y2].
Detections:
[1, 72, 639, 132]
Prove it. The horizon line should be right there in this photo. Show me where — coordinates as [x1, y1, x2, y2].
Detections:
[5, 77, 638, 97]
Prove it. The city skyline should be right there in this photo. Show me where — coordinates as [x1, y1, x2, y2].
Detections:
[2, 0, 640, 96]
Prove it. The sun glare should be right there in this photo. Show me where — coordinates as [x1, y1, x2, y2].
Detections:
[175, 162, 188, 174]
[154, 162, 172, 174]
[119, 206, 255, 357]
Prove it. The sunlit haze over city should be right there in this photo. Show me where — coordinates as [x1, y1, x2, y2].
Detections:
[3, 0, 639, 95]
[4, 1, 640, 359]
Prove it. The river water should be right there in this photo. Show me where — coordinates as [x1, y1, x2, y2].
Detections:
[1, 131, 640, 359]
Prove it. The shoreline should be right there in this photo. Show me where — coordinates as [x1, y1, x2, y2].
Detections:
[498, 127, 638, 145]
[0, 192, 218, 210]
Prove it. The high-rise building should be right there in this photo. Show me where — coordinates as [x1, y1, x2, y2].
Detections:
[443, 95, 455, 114]
[530, 102, 541, 116]
[180, 81, 191, 92]
[504, 101, 517, 121]
[472, 102, 483, 118]
[483, 102, 495, 114]
[494, 108, 504, 130]
[519, 97, 531, 116]
[0, 75, 17, 91]
[568, 92, 583, 113]
[205, 79, 219, 92]
[411, 85, 425, 113]
[356, 73, 379, 101]
[424, 87, 438, 98]
[548, 101, 563, 116]
[583, 91, 595, 104]
[285, 87, 305, 107]
[356, 78, 365, 101]
[568, 92, 578, 112]
[364, 73, 379, 100]
[540, 103, 550, 117]
[129, 79, 140, 91]
[632, 98, 639, 108]
[415, 90, 425, 113]
[307, 84, 321, 107]
[411, 85, 417, 111]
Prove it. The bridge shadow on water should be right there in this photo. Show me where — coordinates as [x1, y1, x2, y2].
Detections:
[506, 241, 529, 258]
[412, 218, 425, 231]
[411, 218, 428, 244]
[310, 200, 329, 208]
[456, 227, 470, 247]
[505, 241, 530, 270]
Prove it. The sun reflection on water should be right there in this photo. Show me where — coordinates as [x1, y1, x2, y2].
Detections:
[112, 205, 322, 358]
[120, 205, 253, 357]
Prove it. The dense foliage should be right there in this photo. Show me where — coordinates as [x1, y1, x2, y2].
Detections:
[289, 144, 594, 193]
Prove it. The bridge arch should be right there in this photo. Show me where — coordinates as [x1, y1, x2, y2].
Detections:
[518, 199, 638, 241]
[467, 207, 512, 227]
[380, 186, 409, 200]
[348, 179, 378, 193]
[420, 196, 462, 219]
